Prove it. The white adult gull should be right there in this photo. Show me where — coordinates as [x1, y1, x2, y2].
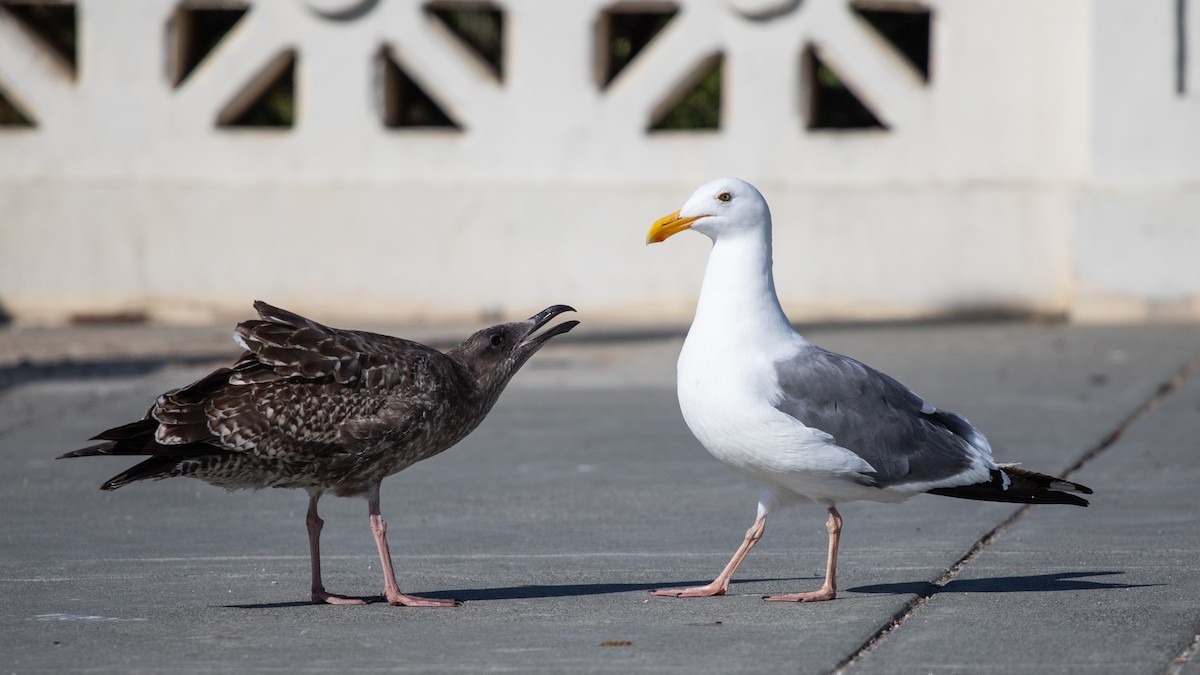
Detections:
[645, 177, 1091, 602]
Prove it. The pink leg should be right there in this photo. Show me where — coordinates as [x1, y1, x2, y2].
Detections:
[652, 514, 767, 598]
[306, 491, 366, 605]
[367, 490, 458, 607]
[764, 506, 841, 602]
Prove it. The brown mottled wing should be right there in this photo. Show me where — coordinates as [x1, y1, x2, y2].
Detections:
[150, 301, 463, 462]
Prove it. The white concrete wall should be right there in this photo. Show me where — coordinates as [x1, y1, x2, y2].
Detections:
[0, 0, 1195, 325]
[1072, 0, 1200, 321]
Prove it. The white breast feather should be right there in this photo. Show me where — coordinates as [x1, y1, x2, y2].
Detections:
[677, 332, 911, 505]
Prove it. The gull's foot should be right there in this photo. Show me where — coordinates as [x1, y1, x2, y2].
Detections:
[650, 584, 726, 598]
[762, 588, 836, 603]
[312, 590, 368, 605]
[385, 591, 460, 607]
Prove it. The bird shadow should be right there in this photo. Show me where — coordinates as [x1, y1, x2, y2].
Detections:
[424, 577, 803, 602]
[848, 570, 1156, 596]
[226, 600, 327, 609]
[224, 577, 800, 608]
[225, 572, 1141, 608]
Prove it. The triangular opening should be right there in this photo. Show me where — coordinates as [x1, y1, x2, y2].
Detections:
[426, 2, 503, 81]
[803, 45, 886, 130]
[596, 5, 678, 88]
[649, 53, 721, 131]
[1, 1, 77, 75]
[168, 5, 248, 87]
[379, 48, 460, 129]
[0, 85, 35, 127]
[852, 2, 932, 83]
[217, 49, 296, 128]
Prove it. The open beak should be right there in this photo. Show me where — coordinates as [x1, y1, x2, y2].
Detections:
[518, 305, 579, 349]
[646, 211, 703, 245]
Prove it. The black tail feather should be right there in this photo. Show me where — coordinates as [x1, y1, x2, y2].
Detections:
[57, 441, 119, 459]
[59, 416, 232, 490]
[62, 419, 154, 458]
[99, 457, 182, 491]
[90, 418, 157, 442]
[929, 467, 1091, 507]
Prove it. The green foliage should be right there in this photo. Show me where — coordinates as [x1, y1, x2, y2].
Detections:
[654, 60, 721, 130]
[230, 59, 295, 127]
[816, 63, 842, 88]
[606, 12, 675, 85]
[431, 7, 503, 78]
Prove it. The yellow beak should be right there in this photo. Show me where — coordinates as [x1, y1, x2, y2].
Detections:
[646, 211, 703, 245]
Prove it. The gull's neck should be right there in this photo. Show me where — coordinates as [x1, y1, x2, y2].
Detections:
[688, 230, 800, 351]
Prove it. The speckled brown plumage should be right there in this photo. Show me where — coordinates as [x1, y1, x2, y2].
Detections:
[60, 301, 578, 606]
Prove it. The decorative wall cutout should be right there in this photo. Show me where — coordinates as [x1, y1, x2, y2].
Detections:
[216, 49, 296, 128]
[426, 1, 503, 81]
[1177, 0, 1188, 94]
[0, 1, 938, 136]
[595, 4, 678, 88]
[650, 52, 721, 131]
[804, 45, 886, 130]
[0, 1, 76, 77]
[379, 46, 460, 128]
[168, 4, 249, 87]
[0, 84, 33, 126]
[852, 1, 932, 83]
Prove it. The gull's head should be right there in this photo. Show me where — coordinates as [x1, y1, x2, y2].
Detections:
[449, 305, 579, 389]
[646, 177, 770, 245]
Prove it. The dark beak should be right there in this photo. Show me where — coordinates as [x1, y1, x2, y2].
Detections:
[518, 305, 579, 349]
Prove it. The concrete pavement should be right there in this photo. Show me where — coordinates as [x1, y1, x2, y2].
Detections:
[1, 320, 1198, 673]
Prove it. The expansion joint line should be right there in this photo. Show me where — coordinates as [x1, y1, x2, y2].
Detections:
[1167, 630, 1200, 675]
[830, 349, 1200, 675]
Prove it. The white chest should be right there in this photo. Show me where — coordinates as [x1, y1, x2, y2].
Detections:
[675, 332, 880, 501]
[677, 337, 810, 466]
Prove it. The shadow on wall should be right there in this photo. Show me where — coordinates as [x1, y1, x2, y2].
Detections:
[0, 353, 233, 393]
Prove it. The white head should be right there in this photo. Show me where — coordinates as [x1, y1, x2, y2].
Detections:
[646, 177, 772, 245]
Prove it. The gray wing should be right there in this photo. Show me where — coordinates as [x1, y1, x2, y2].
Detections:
[772, 344, 993, 489]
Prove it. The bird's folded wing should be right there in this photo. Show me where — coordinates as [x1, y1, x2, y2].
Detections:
[771, 345, 994, 490]
[144, 301, 460, 458]
[231, 300, 443, 387]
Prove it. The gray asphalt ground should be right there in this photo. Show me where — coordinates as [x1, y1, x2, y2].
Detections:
[2, 319, 1199, 673]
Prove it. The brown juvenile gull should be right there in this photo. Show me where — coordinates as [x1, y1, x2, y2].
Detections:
[644, 178, 1091, 602]
[59, 301, 578, 607]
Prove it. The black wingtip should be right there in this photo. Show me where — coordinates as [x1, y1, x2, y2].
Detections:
[929, 467, 1094, 507]
[252, 299, 278, 319]
[1038, 491, 1090, 507]
[248, 301, 327, 332]
[929, 485, 1091, 507]
[57, 441, 116, 460]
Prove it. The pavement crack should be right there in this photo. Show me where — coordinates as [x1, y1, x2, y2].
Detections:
[1167, 631, 1200, 675]
[830, 349, 1200, 675]
[829, 509, 1028, 675]
[1062, 350, 1200, 476]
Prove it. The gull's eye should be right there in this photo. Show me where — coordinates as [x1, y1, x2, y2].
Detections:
[717, 192, 732, 203]
[489, 333, 504, 347]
